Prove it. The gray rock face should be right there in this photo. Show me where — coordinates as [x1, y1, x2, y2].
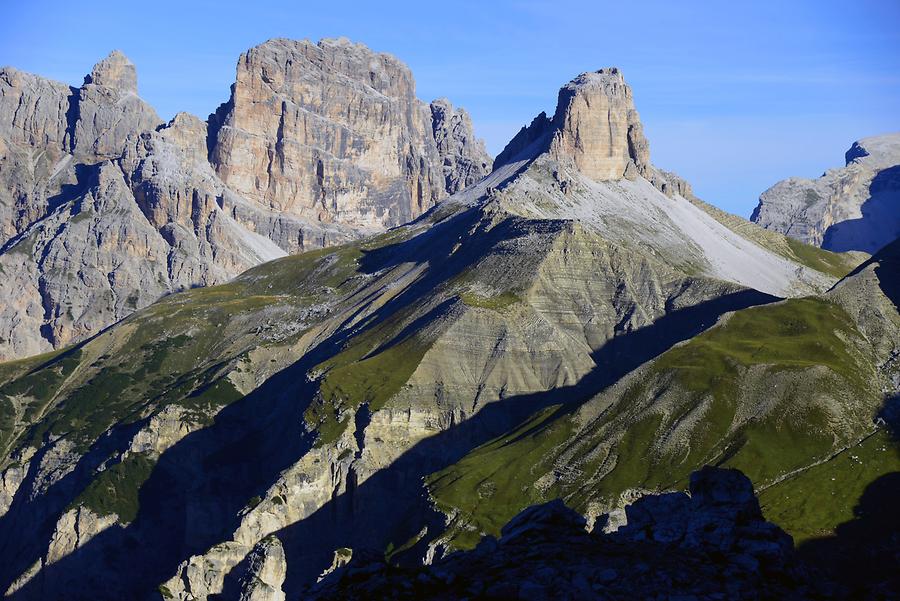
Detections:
[549, 68, 650, 181]
[751, 133, 900, 253]
[72, 51, 161, 159]
[429, 98, 492, 194]
[494, 69, 650, 180]
[84, 50, 137, 93]
[210, 38, 490, 230]
[493, 67, 682, 198]
[238, 537, 287, 601]
[616, 467, 793, 564]
[0, 40, 490, 360]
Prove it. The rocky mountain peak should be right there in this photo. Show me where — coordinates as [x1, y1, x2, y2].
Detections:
[549, 68, 650, 181]
[429, 98, 493, 194]
[84, 49, 138, 94]
[844, 132, 900, 169]
[210, 37, 490, 229]
[494, 67, 651, 182]
[752, 132, 900, 252]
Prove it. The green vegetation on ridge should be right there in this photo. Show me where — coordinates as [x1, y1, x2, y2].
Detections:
[70, 452, 157, 523]
[427, 297, 882, 549]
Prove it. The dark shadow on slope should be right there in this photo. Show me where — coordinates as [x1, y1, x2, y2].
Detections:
[4, 286, 774, 600]
[1, 207, 536, 599]
[822, 166, 900, 254]
[5, 196, 775, 599]
[255, 289, 777, 596]
[796, 394, 900, 598]
[1, 201, 536, 591]
[1, 340, 338, 600]
[796, 478, 900, 598]
[836, 235, 900, 309]
[873, 237, 900, 309]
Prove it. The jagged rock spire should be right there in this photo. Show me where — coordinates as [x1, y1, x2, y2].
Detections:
[85, 49, 138, 94]
[494, 67, 651, 182]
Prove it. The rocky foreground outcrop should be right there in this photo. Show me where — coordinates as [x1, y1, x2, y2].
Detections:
[751, 133, 900, 253]
[307, 468, 835, 600]
[0, 39, 490, 360]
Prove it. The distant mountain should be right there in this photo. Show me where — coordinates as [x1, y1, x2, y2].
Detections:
[0, 39, 491, 361]
[751, 133, 900, 254]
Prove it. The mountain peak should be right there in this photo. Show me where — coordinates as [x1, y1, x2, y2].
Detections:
[549, 68, 650, 181]
[494, 68, 651, 182]
[85, 49, 138, 93]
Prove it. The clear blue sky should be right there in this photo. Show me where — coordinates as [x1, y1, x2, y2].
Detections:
[3, 0, 898, 217]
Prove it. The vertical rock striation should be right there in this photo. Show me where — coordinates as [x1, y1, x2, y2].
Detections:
[429, 98, 492, 194]
[548, 68, 650, 181]
[0, 39, 491, 360]
[210, 38, 491, 230]
[493, 67, 678, 194]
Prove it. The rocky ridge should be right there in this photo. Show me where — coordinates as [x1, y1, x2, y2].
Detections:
[0, 40, 491, 360]
[751, 132, 900, 253]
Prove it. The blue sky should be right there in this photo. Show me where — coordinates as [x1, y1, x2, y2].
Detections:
[3, 0, 898, 217]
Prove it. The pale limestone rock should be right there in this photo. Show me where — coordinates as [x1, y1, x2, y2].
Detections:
[0, 41, 489, 360]
[493, 67, 692, 199]
[210, 38, 475, 229]
[0, 461, 28, 517]
[429, 98, 492, 194]
[0, 161, 173, 356]
[751, 133, 900, 253]
[84, 49, 138, 93]
[45, 507, 118, 565]
[4, 507, 117, 596]
[0, 67, 71, 150]
[71, 51, 161, 158]
[239, 537, 287, 601]
[0, 68, 75, 243]
[550, 68, 649, 181]
[494, 69, 649, 183]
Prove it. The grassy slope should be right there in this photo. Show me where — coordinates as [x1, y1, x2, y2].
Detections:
[428, 297, 885, 549]
[759, 430, 900, 542]
[0, 240, 380, 520]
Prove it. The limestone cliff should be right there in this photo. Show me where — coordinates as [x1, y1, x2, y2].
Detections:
[751, 133, 900, 253]
[494, 69, 648, 180]
[210, 38, 491, 229]
[429, 98, 492, 194]
[0, 41, 490, 360]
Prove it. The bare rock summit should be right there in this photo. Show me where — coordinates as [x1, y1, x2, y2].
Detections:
[210, 38, 491, 230]
[0, 39, 491, 360]
[751, 132, 900, 253]
[494, 68, 664, 188]
[84, 50, 138, 93]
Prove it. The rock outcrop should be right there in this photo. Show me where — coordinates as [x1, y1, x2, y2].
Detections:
[306, 468, 828, 600]
[751, 133, 900, 253]
[71, 51, 161, 158]
[0, 62, 883, 601]
[429, 98, 492, 194]
[494, 69, 645, 178]
[210, 38, 491, 230]
[0, 40, 490, 360]
[493, 67, 687, 199]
